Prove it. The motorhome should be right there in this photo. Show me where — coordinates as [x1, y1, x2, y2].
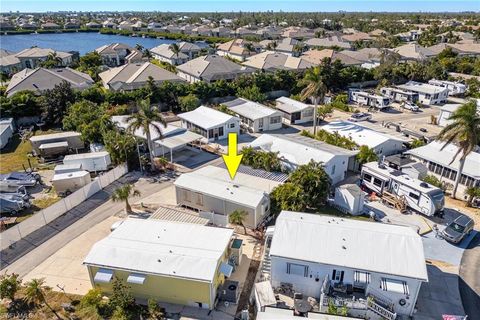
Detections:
[361, 161, 444, 216]
[428, 79, 466, 96]
[380, 87, 419, 103]
[349, 89, 390, 109]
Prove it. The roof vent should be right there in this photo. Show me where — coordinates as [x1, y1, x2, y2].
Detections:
[342, 245, 346, 250]
[379, 164, 387, 169]
[157, 259, 161, 263]
[233, 185, 239, 188]
[420, 182, 430, 188]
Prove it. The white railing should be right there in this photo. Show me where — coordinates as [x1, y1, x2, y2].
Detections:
[367, 296, 397, 320]
[0, 164, 127, 251]
[199, 210, 228, 227]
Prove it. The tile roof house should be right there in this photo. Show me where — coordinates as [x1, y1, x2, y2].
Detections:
[243, 51, 314, 72]
[150, 44, 189, 65]
[301, 49, 362, 66]
[6, 67, 94, 97]
[99, 62, 184, 91]
[304, 36, 352, 49]
[176, 55, 255, 83]
[95, 43, 139, 67]
[217, 39, 261, 61]
[391, 43, 436, 61]
[14, 47, 74, 69]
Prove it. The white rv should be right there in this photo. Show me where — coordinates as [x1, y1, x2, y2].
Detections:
[428, 79, 466, 96]
[349, 90, 390, 109]
[380, 87, 419, 103]
[63, 151, 111, 172]
[361, 161, 444, 216]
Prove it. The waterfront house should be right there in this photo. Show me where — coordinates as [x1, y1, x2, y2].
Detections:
[95, 43, 138, 67]
[14, 47, 74, 69]
[217, 39, 261, 62]
[150, 44, 189, 65]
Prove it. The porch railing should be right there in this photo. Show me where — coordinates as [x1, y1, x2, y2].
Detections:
[367, 296, 397, 320]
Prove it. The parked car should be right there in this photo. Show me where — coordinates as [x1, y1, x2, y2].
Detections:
[0, 172, 40, 187]
[0, 197, 23, 215]
[442, 215, 474, 244]
[349, 112, 372, 122]
[401, 101, 419, 112]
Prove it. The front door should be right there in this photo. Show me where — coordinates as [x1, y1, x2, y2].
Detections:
[291, 112, 301, 123]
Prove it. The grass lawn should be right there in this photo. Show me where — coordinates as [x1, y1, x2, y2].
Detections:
[0, 134, 37, 174]
[314, 205, 372, 221]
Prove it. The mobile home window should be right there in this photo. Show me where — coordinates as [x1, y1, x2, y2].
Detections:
[195, 192, 203, 206]
[286, 263, 309, 277]
[183, 189, 191, 202]
[363, 173, 373, 182]
[409, 192, 420, 200]
[270, 116, 281, 124]
[373, 178, 383, 187]
[229, 123, 235, 128]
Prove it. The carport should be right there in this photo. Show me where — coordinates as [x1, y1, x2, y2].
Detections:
[153, 130, 203, 162]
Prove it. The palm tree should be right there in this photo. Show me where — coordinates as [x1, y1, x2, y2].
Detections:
[135, 44, 144, 52]
[244, 42, 255, 57]
[169, 43, 181, 65]
[127, 98, 167, 171]
[465, 187, 480, 207]
[356, 145, 379, 165]
[24, 278, 61, 319]
[111, 184, 141, 213]
[300, 66, 328, 135]
[229, 210, 248, 234]
[437, 100, 480, 198]
[209, 42, 219, 54]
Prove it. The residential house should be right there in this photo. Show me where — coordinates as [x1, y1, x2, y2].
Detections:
[0, 52, 21, 75]
[14, 47, 74, 69]
[281, 26, 315, 39]
[391, 43, 436, 61]
[341, 32, 374, 43]
[243, 51, 314, 72]
[6, 68, 94, 97]
[223, 98, 283, 132]
[217, 39, 261, 61]
[41, 22, 60, 30]
[64, 21, 80, 29]
[175, 164, 286, 228]
[437, 104, 462, 127]
[85, 21, 102, 29]
[99, 62, 184, 91]
[235, 26, 257, 37]
[250, 134, 357, 184]
[302, 49, 362, 66]
[178, 106, 239, 141]
[395, 30, 422, 42]
[95, 43, 138, 67]
[211, 26, 232, 38]
[176, 55, 254, 83]
[369, 29, 388, 37]
[18, 22, 37, 30]
[321, 121, 406, 157]
[341, 48, 383, 69]
[0, 118, 14, 150]
[265, 211, 428, 317]
[275, 96, 314, 124]
[83, 218, 234, 310]
[396, 81, 449, 105]
[304, 36, 352, 50]
[150, 44, 189, 65]
[102, 20, 117, 29]
[256, 26, 282, 39]
[177, 42, 202, 59]
[192, 26, 212, 37]
[406, 141, 480, 195]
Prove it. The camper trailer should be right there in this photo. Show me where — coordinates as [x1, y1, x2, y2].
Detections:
[380, 87, 419, 103]
[361, 161, 444, 216]
[63, 151, 111, 172]
[349, 90, 390, 109]
[52, 170, 92, 196]
[30, 131, 84, 157]
[428, 79, 466, 96]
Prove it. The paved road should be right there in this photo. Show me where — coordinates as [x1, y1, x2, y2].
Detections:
[459, 232, 480, 319]
[1, 175, 170, 277]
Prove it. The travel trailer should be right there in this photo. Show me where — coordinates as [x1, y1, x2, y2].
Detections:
[63, 151, 112, 172]
[380, 87, 419, 103]
[349, 89, 390, 109]
[52, 170, 92, 196]
[361, 161, 444, 216]
[428, 79, 466, 96]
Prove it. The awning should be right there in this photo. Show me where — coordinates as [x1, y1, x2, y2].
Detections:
[354, 271, 371, 284]
[381, 278, 409, 295]
[39, 141, 69, 150]
[94, 268, 113, 283]
[154, 130, 203, 150]
[219, 262, 233, 277]
[127, 273, 146, 285]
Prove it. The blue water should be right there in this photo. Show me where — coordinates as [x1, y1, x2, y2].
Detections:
[0, 32, 196, 55]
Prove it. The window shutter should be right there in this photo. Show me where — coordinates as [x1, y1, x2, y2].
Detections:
[340, 271, 344, 282]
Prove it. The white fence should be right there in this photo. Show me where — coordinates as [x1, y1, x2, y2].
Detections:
[199, 211, 229, 227]
[0, 164, 127, 251]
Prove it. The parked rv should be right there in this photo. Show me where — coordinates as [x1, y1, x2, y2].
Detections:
[361, 161, 445, 216]
[380, 87, 419, 103]
[54, 164, 83, 175]
[52, 170, 92, 196]
[62, 151, 112, 172]
[428, 79, 466, 96]
[349, 90, 390, 110]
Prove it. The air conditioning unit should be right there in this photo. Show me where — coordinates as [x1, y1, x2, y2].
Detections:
[230, 238, 243, 265]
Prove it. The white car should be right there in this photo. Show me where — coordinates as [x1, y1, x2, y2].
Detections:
[401, 101, 419, 112]
[349, 112, 372, 122]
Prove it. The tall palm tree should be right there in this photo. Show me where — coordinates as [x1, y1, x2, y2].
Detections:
[112, 184, 141, 213]
[437, 100, 480, 199]
[229, 209, 248, 234]
[169, 43, 181, 65]
[209, 42, 219, 54]
[244, 42, 255, 57]
[24, 278, 61, 319]
[127, 98, 167, 171]
[300, 66, 328, 135]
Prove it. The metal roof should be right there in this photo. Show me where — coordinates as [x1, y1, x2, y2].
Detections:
[149, 206, 210, 225]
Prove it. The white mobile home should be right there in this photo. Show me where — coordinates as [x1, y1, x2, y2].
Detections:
[428, 79, 466, 96]
[349, 90, 390, 109]
[361, 161, 445, 216]
[0, 118, 14, 149]
[437, 104, 462, 127]
[322, 121, 406, 157]
[267, 211, 428, 317]
[29, 131, 84, 156]
[275, 97, 314, 125]
[63, 151, 112, 172]
[223, 98, 283, 133]
[178, 106, 240, 142]
[380, 87, 419, 104]
[250, 134, 357, 184]
[397, 81, 449, 105]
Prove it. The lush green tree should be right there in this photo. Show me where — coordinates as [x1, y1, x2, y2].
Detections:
[229, 209, 248, 234]
[356, 145, 379, 165]
[78, 51, 103, 80]
[42, 81, 77, 125]
[0, 273, 21, 300]
[237, 85, 267, 103]
[109, 277, 135, 315]
[289, 160, 331, 209]
[411, 138, 426, 148]
[103, 130, 137, 166]
[0, 90, 43, 118]
[316, 104, 334, 122]
[24, 278, 61, 319]
[270, 183, 307, 214]
[300, 66, 328, 134]
[80, 288, 103, 312]
[465, 187, 480, 207]
[127, 98, 167, 171]
[40, 52, 62, 68]
[241, 147, 283, 172]
[169, 43, 181, 64]
[147, 299, 164, 320]
[111, 184, 141, 213]
[63, 100, 112, 143]
[437, 100, 480, 198]
[179, 94, 200, 112]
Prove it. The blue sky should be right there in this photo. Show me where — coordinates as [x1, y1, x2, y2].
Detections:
[1, 0, 479, 13]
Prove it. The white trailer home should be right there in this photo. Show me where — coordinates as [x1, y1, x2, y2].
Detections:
[223, 98, 283, 133]
[30, 131, 84, 157]
[428, 79, 466, 96]
[267, 211, 428, 318]
[361, 161, 445, 216]
[349, 90, 390, 109]
[275, 97, 314, 125]
[178, 106, 240, 142]
[397, 81, 449, 105]
[52, 170, 91, 196]
[63, 151, 112, 172]
[380, 87, 419, 103]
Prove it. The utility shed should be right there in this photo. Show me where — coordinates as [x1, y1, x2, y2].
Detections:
[334, 184, 365, 215]
[30, 131, 84, 156]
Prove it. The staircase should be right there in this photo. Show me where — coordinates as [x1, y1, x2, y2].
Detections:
[367, 295, 397, 320]
[260, 236, 272, 280]
[382, 191, 407, 213]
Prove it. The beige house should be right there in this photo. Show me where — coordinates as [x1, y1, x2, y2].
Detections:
[243, 51, 314, 72]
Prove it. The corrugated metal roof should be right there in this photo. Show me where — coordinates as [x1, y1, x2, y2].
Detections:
[216, 162, 289, 183]
[149, 206, 209, 225]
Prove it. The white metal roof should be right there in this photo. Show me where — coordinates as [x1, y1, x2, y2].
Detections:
[322, 121, 404, 149]
[270, 211, 428, 281]
[30, 131, 81, 142]
[275, 96, 312, 113]
[83, 218, 233, 282]
[111, 115, 184, 141]
[149, 205, 210, 225]
[153, 130, 203, 150]
[439, 104, 462, 113]
[224, 98, 281, 121]
[38, 141, 69, 149]
[178, 106, 239, 130]
[406, 141, 480, 179]
[63, 151, 109, 160]
[397, 81, 449, 95]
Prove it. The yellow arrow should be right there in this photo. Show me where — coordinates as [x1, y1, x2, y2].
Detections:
[222, 133, 243, 180]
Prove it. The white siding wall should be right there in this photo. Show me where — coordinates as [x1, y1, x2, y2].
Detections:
[324, 156, 349, 185]
[374, 140, 405, 157]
